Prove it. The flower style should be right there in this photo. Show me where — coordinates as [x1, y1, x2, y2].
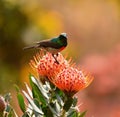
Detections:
[54, 67, 94, 96]
[30, 51, 69, 81]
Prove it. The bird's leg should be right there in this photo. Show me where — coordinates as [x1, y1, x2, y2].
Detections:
[52, 53, 59, 64]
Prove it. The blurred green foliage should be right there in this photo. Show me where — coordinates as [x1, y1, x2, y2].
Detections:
[0, 0, 28, 66]
[0, 0, 28, 92]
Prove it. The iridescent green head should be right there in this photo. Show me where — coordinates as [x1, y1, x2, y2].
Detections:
[58, 33, 67, 47]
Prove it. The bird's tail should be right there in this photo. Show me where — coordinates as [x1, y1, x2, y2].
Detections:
[23, 44, 38, 50]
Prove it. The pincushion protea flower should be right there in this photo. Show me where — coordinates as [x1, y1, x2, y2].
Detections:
[30, 50, 93, 96]
[30, 51, 69, 81]
[54, 67, 94, 96]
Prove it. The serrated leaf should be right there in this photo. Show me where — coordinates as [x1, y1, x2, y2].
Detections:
[22, 90, 44, 115]
[17, 93, 26, 113]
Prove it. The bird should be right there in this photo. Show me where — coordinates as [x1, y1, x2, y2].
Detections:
[23, 33, 68, 64]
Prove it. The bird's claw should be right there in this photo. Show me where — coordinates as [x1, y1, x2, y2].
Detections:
[55, 59, 59, 64]
[52, 54, 59, 64]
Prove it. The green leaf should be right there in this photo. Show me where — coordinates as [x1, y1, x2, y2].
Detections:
[42, 107, 53, 117]
[22, 90, 44, 115]
[79, 111, 87, 117]
[45, 81, 51, 91]
[29, 75, 47, 106]
[67, 111, 77, 117]
[63, 97, 74, 111]
[33, 98, 42, 109]
[48, 103, 59, 116]
[32, 81, 47, 106]
[72, 97, 78, 107]
[29, 74, 34, 87]
[54, 100, 61, 114]
[55, 93, 64, 107]
[17, 93, 26, 113]
[22, 112, 31, 117]
[5, 105, 18, 117]
[14, 84, 20, 93]
[5, 104, 11, 113]
[25, 83, 33, 97]
[7, 110, 13, 117]
[31, 76, 49, 95]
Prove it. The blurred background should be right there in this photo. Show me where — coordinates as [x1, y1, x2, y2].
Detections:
[0, 0, 120, 116]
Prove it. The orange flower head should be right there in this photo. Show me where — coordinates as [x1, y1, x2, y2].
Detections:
[54, 67, 94, 96]
[30, 51, 69, 81]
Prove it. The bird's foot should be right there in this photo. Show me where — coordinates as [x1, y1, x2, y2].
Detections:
[52, 54, 59, 64]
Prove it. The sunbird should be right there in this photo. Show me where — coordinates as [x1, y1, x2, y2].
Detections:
[23, 33, 68, 64]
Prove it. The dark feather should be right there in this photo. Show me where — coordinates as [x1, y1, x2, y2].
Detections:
[23, 40, 63, 50]
[36, 41, 64, 49]
[23, 45, 35, 50]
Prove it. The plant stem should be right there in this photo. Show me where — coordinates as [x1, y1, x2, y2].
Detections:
[61, 96, 73, 117]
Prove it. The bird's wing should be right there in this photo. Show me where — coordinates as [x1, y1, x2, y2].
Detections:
[36, 40, 62, 49]
[35, 39, 50, 44]
[23, 38, 63, 50]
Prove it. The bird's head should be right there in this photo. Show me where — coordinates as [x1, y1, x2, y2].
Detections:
[58, 33, 67, 46]
[59, 33, 67, 39]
